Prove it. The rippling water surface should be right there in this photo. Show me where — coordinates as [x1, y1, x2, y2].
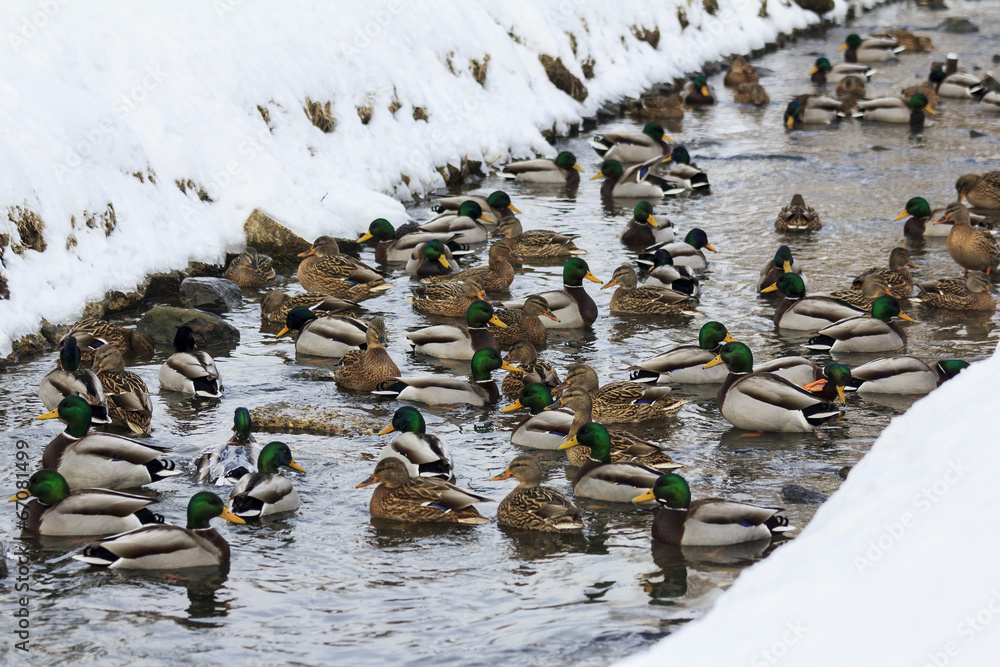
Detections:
[2, 2, 999, 664]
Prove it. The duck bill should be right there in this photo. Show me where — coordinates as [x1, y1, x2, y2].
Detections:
[700, 87, 709, 97]
[704, 243, 718, 253]
[648, 215, 658, 228]
[898, 312, 916, 323]
[542, 311, 560, 322]
[590, 171, 604, 181]
[632, 489, 656, 504]
[289, 460, 307, 473]
[297, 248, 316, 258]
[786, 116, 795, 129]
[508, 204, 521, 214]
[933, 215, 953, 225]
[500, 399, 523, 413]
[760, 283, 779, 293]
[480, 214, 494, 223]
[573, 164, 585, 173]
[907, 262, 918, 268]
[838, 43, 848, 51]
[438, 255, 451, 269]
[377, 424, 395, 435]
[8, 490, 29, 502]
[488, 315, 508, 328]
[782, 261, 792, 273]
[501, 361, 523, 373]
[601, 280, 619, 291]
[275, 326, 291, 338]
[836, 385, 847, 406]
[489, 469, 513, 482]
[358, 231, 374, 243]
[803, 379, 827, 393]
[893, 210, 909, 221]
[220, 508, 246, 525]
[703, 355, 724, 369]
[36, 408, 60, 420]
[723, 334, 737, 343]
[557, 435, 580, 450]
[924, 106, 935, 115]
[355, 475, 377, 488]
[584, 271, 603, 283]
[477, 290, 488, 300]
[809, 66, 819, 75]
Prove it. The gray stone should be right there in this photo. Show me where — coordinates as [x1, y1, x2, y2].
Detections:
[781, 484, 829, 504]
[179, 277, 242, 312]
[137, 306, 240, 347]
[936, 17, 978, 33]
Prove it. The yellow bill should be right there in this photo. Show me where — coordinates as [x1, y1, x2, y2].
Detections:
[632, 489, 656, 504]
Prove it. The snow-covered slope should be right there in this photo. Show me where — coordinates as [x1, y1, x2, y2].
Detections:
[618, 350, 1000, 667]
[0, 0, 874, 355]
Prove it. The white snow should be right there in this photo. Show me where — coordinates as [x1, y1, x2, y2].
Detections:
[0, 0, 878, 356]
[618, 351, 1000, 667]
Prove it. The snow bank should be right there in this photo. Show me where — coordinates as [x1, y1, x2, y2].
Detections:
[618, 351, 1000, 667]
[0, 0, 873, 355]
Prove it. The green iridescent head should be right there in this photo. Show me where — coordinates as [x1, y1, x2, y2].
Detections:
[458, 200, 486, 221]
[710, 341, 754, 374]
[642, 122, 666, 141]
[18, 469, 71, 506]
[633, 201, 655, 225]
[466, 299, 500, 328]
[938, 360, 969, 381]
[649, 473, 692, 509]
[555, 151, 580, 170]
[362, 218, 395, 243]
[385, 406, 426, 435]
[698, 321, 735, 350]
[257, 441, 305, 475]
[510, 383, 555, 415]
[232, 407, 253, 443]
[186, 491, 244, 530]
[597, 159, 624, 180]
[562, 257, 601, 287]
[903, 197, 932, 219]
[486, 191, 513, 211]
[561, 422, 612, 463]
[37, 395, 92, 438]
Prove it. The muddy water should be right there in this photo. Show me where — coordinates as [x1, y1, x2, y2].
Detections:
[2, 1, 999, 664]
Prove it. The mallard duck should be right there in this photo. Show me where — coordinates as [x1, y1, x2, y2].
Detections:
[589, 122, 674, 164]
[682, 74, 716, 105]
[852, 247, 916, 296]
[915, 272, 995, 311]
[195, 407, 263, 485]
[432, 191, 521, 223]
[405, 239, 459, 278]
[625, 94, 687, 120]
[356, 458, 490, 524]
[555, 388, 685, 470]
[227, 441, 305, 519]
[826, 275, 896, 312]
[407, 301, 505, 360]
[642, 249, 700, 296]
[93, 344, 153, 435]
[499, 151, 584, 185]
[757, 245, 806, 292]
[297, 236, 392, 299]
[358, 218, 467, 265]
[558, 423, 667, 503]
[501, 382, 574, 449]
[260, 291, 358, 324]
[224, 247, 275, 287]
[846, 357, 969, 394]
[901, 81, 939, 112]
[632, 473, 791, 546]
[500, 341, 560, 400]
[158, 326, 222, 397]
[855, 93, 934, 127]
[559, 364, 687, 423]
[627, 321, 736, 385]
[784, 94, 844, 127]
[373, 348, 518, 407]
[705, 342, 841, 432]
[645, 229, 716, 271]
[620, 201, 676, 246]
[421, 241, 518, 292]
[939, 202, 1000, 274]
[376, 406, 454, 480]
[500, 258, 601, 328]
[489, 217, 585, 258]
[73, 491, 244, 569]
[762, 273, 866, 330]
[840, 33, 903, 63]
[929, 68, 986, 99]
[37, 396, 179, 489]
[955, 172, 1000, 210]
[805, 295, 914, 353]
[876, 29, 933, 52]
[733, 83, 770, 105]
[276, 306, 367, 358]
[39, 336, 111, 426]
[489, 295, 558, 347]
[490, 456, 584, 532]
[775, 194, 821, 232]
[407, 276, 486, 318]
[800, 362, 852, 406]
[592, 158, 681, 198]
[724, 57, 759, 87]
[602, 264, 698, 316]
[418, 201, 493, 243]
[836, 74, 868, 99]
[894, 197, 968, 238]
[752, 355, 823, 387]
[334, 317, 401, 392]
[9, 469, 162, 536]
[810, 57, 875, 85]
[56, 319, 154, 362]
[662, 146, 710, 191]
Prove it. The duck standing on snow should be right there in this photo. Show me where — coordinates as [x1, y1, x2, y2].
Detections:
[159, 326, 222, 397]
[499, 151, 584, 185]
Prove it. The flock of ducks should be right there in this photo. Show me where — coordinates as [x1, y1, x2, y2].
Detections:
[11, 28, 1000, 571]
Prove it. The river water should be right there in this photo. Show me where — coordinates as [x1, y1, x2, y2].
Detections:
[2, 1, 999, 664]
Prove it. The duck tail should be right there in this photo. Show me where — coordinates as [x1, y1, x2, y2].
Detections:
[588, 136, 613, 157]
[372, 380, 407, 398]
[73, 546, 117, 567]
[804, 334, 835, 351]
[147, 458, 182, 482]
[133, 508, 165, 525]
[765, 513, 794, 534]
[628, 369, 660, 383]
[803, 403, 841, 426]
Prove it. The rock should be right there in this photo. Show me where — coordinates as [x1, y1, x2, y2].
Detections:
[993, 55, 1000, 64]
[0, 332, 49, 365]
[538, 55, 588, 102]
[244, 209, 310, 267]
[970, 130, 987, 139]
[39, 319, 73, 346]
[794, 0, 834, 13]
[145, 271, 185, 300]
[838, 466, 852, 480]
[250, 402, 381, 435]
[936, 17, 978, 33]
[179, 277, 242, 312]
[781, 484, 829, 504]
[137, 306, 240, 347]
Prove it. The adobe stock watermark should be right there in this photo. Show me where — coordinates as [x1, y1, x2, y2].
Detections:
[55, 64, 168, 179]
[339, 0, 403, 61]
[854, 459, 968, 574]
[10, 439, 32, 652]
[922, 589, 1000, 667]
[750, 620, 808, 666]
[7, 0, 71, 53]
